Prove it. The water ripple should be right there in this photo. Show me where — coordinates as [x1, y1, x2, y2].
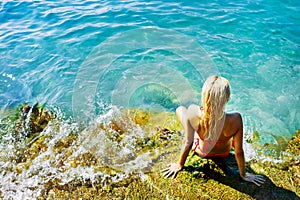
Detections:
[0, 0, 299, 135]
[0, 1, 299, 199]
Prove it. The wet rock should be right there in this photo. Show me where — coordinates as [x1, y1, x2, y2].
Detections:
[157, 127, 177, 140]
[14, 103, 55, 138]
[246, 130, 260, 143]
[132, 109, 150, 125]
[285, 129, 300, 156]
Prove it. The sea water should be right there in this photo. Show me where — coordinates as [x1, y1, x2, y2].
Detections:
[1, 0, 299, 136]
[0, 0, 299, 198]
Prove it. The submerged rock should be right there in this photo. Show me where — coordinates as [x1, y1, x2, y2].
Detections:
[14, 103, 55, 138]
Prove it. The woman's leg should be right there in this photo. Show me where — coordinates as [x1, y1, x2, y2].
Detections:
[176, 106, 197, 153]
[176, 106, 188, 127]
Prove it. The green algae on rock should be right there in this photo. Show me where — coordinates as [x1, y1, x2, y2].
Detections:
[286, 129, 300, 156]
[2, 105, 300, 199]
[45, 122, 299, 200]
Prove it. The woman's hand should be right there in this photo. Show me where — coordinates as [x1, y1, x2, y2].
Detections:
[161, 163, 183, 179]
[241, 173, 266, 186]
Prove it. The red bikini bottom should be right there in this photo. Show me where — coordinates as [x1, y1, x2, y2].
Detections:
[192, 137, 233, 158]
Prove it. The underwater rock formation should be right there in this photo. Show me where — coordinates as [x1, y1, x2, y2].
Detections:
[14, 103, 55, 138]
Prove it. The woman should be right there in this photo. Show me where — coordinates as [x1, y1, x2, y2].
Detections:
[162, 76, 265, 186]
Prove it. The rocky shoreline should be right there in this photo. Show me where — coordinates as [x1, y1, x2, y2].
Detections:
[0, 104, 299, 199]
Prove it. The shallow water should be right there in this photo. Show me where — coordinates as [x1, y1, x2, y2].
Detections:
[1, 0, 299, 137]
[0, 0, 299, 198]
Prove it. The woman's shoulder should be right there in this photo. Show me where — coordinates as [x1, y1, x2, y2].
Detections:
[225, 112, 243, 128]
[222, 112, 243, 138]
[226, 112, 242, 119]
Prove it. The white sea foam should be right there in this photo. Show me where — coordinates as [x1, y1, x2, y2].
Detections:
[0, 107, 160, 199]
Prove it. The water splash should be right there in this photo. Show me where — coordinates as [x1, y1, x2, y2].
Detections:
[0, 106, 179, 199]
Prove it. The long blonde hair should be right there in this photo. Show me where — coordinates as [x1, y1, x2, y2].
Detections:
[201, 76, 230, 141]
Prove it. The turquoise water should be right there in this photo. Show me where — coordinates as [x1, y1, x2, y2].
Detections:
[0, 1, 299, 198]
[1, 0, 299, 138]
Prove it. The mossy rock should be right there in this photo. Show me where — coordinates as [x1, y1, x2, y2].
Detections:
[6, 105, 300, 199]
[285, 129, 300, 156]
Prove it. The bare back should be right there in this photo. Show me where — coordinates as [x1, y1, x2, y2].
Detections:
[187, 104, 243, 155]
